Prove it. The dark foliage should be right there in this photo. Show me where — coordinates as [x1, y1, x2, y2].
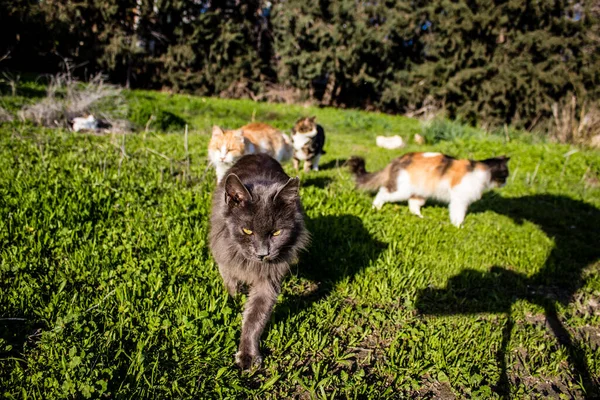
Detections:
[1, 0, 598, 130]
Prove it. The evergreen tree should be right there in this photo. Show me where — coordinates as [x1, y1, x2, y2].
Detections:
[1, 0, 598, 132]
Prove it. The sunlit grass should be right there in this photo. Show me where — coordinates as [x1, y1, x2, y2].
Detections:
[0, 91, 599, 398]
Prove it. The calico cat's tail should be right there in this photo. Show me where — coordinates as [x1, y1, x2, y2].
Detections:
[347, 156, 387, 191]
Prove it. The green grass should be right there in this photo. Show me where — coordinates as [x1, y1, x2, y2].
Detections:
[0, 91, 599, 399]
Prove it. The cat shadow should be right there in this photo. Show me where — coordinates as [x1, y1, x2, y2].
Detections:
[318, 158, 347, 171]
[276, 214, 386, 319]
[415, 193, 600, 397]
[301, 176, 333, 189]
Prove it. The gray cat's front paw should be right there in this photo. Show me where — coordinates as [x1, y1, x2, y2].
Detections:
[235, 351, 262, 370]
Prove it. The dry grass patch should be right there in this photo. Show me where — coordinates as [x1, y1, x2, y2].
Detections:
[18, 73, 129, 131]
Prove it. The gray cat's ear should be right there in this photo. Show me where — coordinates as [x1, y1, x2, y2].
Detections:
[309, 116, 316, 122]
[225, 174, 252, 206]
[274, 177, 300, 203]
[212, 126, 224, 137]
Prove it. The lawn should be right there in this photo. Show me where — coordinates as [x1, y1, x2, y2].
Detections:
[0, 91, 599, 399]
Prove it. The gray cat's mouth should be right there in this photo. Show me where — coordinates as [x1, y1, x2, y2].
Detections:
[255, 254, 279, 263]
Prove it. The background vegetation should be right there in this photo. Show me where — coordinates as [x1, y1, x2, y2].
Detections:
[2, 0, 599, 137]
[0, 86, 599, 398]
[1, 1, 599, 395]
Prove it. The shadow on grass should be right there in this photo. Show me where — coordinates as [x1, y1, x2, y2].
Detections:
[0, 317, 46, 389]
[301, 176, 333, 189]
[415, 194, 600, 397]
[318, 158, 347, 171]
[276, 214, 386, 319]
[0, 319, 46, 359]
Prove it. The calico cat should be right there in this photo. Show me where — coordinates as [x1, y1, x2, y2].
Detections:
[209, 154, 309, 369]
[209, 122, 293, 182]
[348, 152, 509, 226]
[291, 116, 326, 172]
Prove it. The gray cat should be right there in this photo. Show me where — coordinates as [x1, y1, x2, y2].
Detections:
[209, 153, 310, 369]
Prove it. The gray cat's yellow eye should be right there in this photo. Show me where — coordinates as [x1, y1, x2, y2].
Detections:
[272, 230, 281, 236]
[242, 228, 253, 235]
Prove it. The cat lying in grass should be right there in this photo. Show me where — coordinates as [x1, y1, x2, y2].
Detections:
[209, 154, 309, 369]
[209, 122, 293, 182]
[348, 152, 509, 226]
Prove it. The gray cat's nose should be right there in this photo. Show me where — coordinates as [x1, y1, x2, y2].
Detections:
[256, 246, 270, 261]
[257, 251, 270, 260]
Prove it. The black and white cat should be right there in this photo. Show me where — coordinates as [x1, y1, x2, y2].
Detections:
[291, 116, 326, 172]
[209, 154, 310, 369]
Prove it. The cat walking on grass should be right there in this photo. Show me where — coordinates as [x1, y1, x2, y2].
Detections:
[209, 154, 309, 369]
[209, 122, 293, 182]
[348, 152, 509, 226]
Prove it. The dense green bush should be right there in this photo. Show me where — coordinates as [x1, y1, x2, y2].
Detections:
[1, 0, 598, 133]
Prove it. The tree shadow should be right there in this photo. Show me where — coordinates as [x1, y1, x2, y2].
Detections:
[318, 158, 347, 171]
[276, 214, 386, 319]
[415, 194, 600, 397]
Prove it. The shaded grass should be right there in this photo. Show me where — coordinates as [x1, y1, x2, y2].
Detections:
[0, 92, 599, 398]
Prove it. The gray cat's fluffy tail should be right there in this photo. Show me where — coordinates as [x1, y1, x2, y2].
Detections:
[347, 156, 386, 192]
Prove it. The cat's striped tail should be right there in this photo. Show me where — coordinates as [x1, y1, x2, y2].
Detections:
[347, 156, 387, 192]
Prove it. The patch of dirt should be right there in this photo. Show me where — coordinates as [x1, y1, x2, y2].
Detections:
[572, 291, 600, 318]
[521, 312, 560, 343]
[342, 296, 359, 307]
[509, 347, 585, 399]
[292, 385, 312, 400]
[283, 278, 319, 297]
[574, 325, 600, 350]
[413, 375, 456, 400]
[295, 280, 319, 297]
[359, 330, 392, 354]
[524, 312, 546, 325]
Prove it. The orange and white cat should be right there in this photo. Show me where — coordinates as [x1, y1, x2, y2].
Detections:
[348, 152, 509, 226]
[209, 122, 293, 182]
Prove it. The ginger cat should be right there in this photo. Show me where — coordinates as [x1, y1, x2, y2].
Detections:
[209, 122, 293, 182]
[348, 152, 509, 226]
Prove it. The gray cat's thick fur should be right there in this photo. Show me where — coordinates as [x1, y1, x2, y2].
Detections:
[209, 154, 309, 369]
